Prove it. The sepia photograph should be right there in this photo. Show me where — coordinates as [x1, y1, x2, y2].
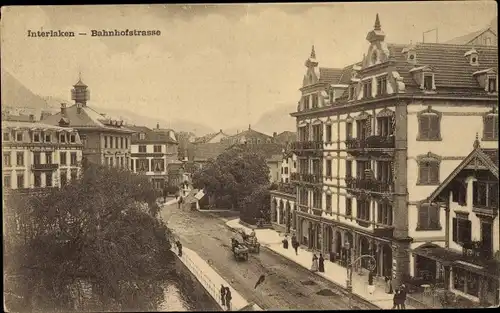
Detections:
[1, 2, 499, 311]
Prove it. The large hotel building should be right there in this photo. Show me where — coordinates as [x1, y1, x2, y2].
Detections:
[270, 14, 498, 305]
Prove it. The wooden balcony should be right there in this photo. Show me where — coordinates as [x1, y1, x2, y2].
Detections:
[345, 176, 394, 194]
[32, 163, 59, 171]
[345, 135, 395, 156]
[290, 172, 322, 185]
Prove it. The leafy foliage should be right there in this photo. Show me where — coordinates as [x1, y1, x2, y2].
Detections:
[4, 165, 175, 312]
[192, 145, 270, 210]
[239, 184, 272, 225]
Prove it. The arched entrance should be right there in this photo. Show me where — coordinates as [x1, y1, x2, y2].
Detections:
[271, 198, 278, 223]
[279, 201, 285, 225]
[301, 219, 310, 246]
[359, 236, 371, 270]
[285, 202, 291, 233]
[382, 244, 393, 277]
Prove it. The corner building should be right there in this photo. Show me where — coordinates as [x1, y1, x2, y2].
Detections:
[283, 14, 498, 289]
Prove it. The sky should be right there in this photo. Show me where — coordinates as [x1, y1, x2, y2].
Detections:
[1, 2, 497, 130]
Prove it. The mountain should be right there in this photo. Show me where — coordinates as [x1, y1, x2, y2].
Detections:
[1, 69, 51, 110]
[251, 105, 296, 135]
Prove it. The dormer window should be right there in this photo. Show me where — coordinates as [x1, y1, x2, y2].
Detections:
[329, 90, 335, 104]
[3, 132, 10, 141]
[44, 133, 51, 142]
[139, 133, 146, 140]
[60, 133, 66, 143]
[423, 74, 434, 91]
[376, 75, 387, 96]
[348, 86, 354, 101]
[16, 132, 23, 142]
[464, 49, 479, 66]
[70, 134, 76, 143]
[363, 80, 372, 99]
[311, 94, 318, 109]
[33, 132, 41, 143]
[488, 76, 497, 93]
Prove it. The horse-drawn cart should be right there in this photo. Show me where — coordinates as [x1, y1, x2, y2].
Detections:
[231, 238, 249, 261]
[239, 229, 260, 253]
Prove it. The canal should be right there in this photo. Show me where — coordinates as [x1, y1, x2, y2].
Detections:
[159, 253, 221, 311]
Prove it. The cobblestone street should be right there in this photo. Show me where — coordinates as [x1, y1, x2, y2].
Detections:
[161, 204, 379, 310]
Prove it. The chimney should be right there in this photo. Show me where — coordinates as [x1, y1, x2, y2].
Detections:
[29, 114, 35, 122]
[157, 122, 160, 129]
[76, 103, 82, 114]
[61, 103, 67, 115]
[273, 132, 277, 137]
[248, 124, 251, 130]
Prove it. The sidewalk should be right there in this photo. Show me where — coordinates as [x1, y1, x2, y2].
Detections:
[171, 245, 262, 311]
[225, 218, 415, 310]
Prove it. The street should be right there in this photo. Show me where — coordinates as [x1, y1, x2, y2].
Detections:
[161, 203, 378, 310]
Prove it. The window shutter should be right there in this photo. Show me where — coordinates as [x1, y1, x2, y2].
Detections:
[452, 217, 458, 242]
[458, 183, 467, 205]
[472, 181, 478, 206]
[429, 205, 440, 228]
[429, 163, 439, 184]
[419, 163, 430, 184]
[419, 115, 430, 139]
[429, 115, 440, 139]
[465, 220, 472, 242]
[418, 204, 429, 229]
[484, 116, 494, 139]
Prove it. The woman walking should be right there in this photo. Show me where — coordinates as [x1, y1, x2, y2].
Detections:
[367, 270, 375, 295]
[220, 284, 226, 307]
[282, 235, 289, 249]
[310, 254, 319, 272]
[318, 253, 325, 273]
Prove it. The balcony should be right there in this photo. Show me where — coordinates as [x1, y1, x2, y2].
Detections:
[472, 204, 498, 218]
[345, 135, 395, 156]
[290, 172, 322, 185]
[32, 163, 59, 171]
[291, 141, 324, 157]
[274, 183, 297, 196]
[345, 176, 394, 194]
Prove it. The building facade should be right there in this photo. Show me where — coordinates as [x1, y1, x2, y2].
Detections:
[41, 78, 134, 167]
[279, 14, 498, 291]
[2, 119, 83, 192]
[129, 124, 180, 190]
[222, 125, 275, 145]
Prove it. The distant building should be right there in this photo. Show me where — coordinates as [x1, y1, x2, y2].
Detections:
[187, 142, 231, 167]
[2, 119, 83, 192]
[41, 78, 134, 167]
[193, 129, 230, 144]
[273, 131, 297, 145]
[223, 125, 274, 145]
[129, 123, 180, 190]
[445, 17, 497, 46]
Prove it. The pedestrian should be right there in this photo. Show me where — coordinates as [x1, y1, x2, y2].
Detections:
[282, 235, 289, 249]
[176, 241, 183, 257]
[178, 196, 183, 209]
[318, 253, 325, 273]
[225, 287, 232, 310]
[392, 288, 401, 309]
[385, 276, 392, 294]
[367, 270, 375, 295]
[220, 284, 226, 306]
[311, 254, 319, 272]
[400, 284, 407, 309]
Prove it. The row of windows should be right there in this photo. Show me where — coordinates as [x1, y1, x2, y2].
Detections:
[137, 144, 179, 153]
[131, 158, 166, 172]
[3, 151, 78, 167]
[104, 135, 129, 149]
[3, 170, 78, 188]
[2, 131, 78, 144]
[104, 156, 129, 169]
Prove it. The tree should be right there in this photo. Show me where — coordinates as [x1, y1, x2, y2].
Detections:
[4, 165, 175, 313]
[240, 184, 272, 225]
[192, 145, 270, 210]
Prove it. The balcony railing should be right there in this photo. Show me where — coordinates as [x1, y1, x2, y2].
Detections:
[345, 135, 395, 150]
[32, 163, 59, 170]
[290, 172, 322, 184]
[291, 141, 324, 151]
[275, 183, 296, 195]
[345, 176, 394, 193]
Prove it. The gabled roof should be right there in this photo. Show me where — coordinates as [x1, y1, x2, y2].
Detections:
[194, 129, 228, 143]
[427, 139, 498, 203]
[129, 125, 177, 144]
[41, 104, 134, 133]
[226, 128, 273, 141]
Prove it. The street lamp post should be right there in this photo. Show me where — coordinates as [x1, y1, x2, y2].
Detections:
[344, 245, 377, 309]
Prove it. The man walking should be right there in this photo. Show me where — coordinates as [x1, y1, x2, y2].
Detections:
[178, 196, 183, 209]
[225, 287, 232, 310]
[220, 284, 226, 307]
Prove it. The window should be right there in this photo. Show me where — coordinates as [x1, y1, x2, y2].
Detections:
[303, 96, 310, 110]
[139, 133, 146, 140]
[104, 136, 108, 148]
[16, 152, 24, 166]
[417, 203, 441, 230]
[60, 171, 67, 186]
[60, 133, 66, 143]
[16, 132, 23, 142]
[346, 122, 353, 139]
[154, 145, 162, 153]
[70, 169, 78, 181]
[418, 156, 440, 185]
[377, 116, 393, 137]
[3, 132, 10, 141]
[311, 94, 319, 109]
[356, 160, 371, 179]
[363, 81, 372, 98]
[348, 86, 355, 101]
[473, 181, 498, 208]
[376, 161, 393, 184]
[326, 125, 332, 142]
[483, 114, 498, 140]
[4, 175, 11, 188]
[298, 126, 308, 141]
[418, 110, 441, 140]
[312, 124, 322, 142]
[33, 152, 41, 165]
[452, 213, 471, 244]
[357, 199, 370, 227]
[45, 152, 52, 164]
[60, 152, 67, 165]
[326, 195, 332, 213]
[356, 118, 371, 140]
[345, 197, 352, 217]
[44, 133, 51, 142]
[423, 74, 434, 91]
[33, 132, 41, 142]
[284, 167, 288, 174]
[46, 173, 52, 187]
[139, 145, 146, 153]
[485, 37, 492, 46]
[377, 202, 393, 226]
[70, 152, 77, 166]
[451, 181, 467, 206]
[125, 138, 128, 149]
[312, 159, 321, 176]
[326, 160, 332, 177]
[16, 173, 24, 188]
[3, 152, 11, 167]
[488, 77, 497, 93]
[293, 161, 296, 169]
[152, 159, 165, 172]
[329, 90, 335, 104]
[137, 159, 149, 172]
[111, 137, 115, 149]
[34, 173, 41, 187]
[453, 267, 480, 297]
[377, 76, 387, 96]
[80, 135, 87, 146]
[69, 134, 75, 143]
[312, 190, 321, 208]
[345, 160, 352, 178]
